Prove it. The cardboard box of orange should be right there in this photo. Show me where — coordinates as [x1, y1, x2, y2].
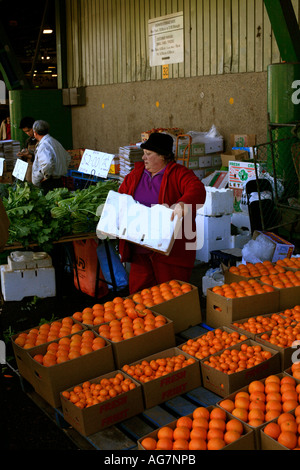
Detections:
[95, 312, 176, 369]
[60, 370, 144, 436]
[26, 331, 115, 408]
[215, 372, 289, 449]
[200, 339, 281, 398]
[255, 329, 298, 371]
[11, 317, 86, 386]
[137, 405, 256, 450]
[129, 281, 202, 334]
[206, 286, 280, 329]
[124, 347, 201, 409]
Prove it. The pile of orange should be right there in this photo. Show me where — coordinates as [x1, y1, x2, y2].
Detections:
[211, 279, 275, 298]
[229, 260, 286, 278]
[122, 354, 196, 383]
[231, 312, 298, 335]
[61, 372, 136, 409]
[219, 375, 300, 427]
[259, 270, 300, 289]
[202, 343, 273, 374]
[131, 280, 192, 308]
[259, 324, 300, 348]
[291, 362, 300, 381]
[33, 330, 107, 367]
[263, 410, 300, 449]
[276, 257, 300, 270]
[72, 297, 153, 326]
[14, 317, 83, 349]
[180, 328, 248, 360]
[96, 311, 168, 341]
[279, 305, 300, 323]
[141, 407, 245, 450]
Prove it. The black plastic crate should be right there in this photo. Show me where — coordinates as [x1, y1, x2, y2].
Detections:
[210, 250, 242, 268]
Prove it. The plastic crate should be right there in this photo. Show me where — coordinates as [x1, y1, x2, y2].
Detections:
[210, 249, 242, 268]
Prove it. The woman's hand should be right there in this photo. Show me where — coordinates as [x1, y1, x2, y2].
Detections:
[171, 202, 188, 221]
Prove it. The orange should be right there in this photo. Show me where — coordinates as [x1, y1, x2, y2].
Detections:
[277, 413, 296, 426]
[210, 407, 226, 421]
[172, 438, 189, 450]
[224, 430, 241, 444]
[282, 400, 299, 413]
[278, 431, 298, 449]
[188, 438, 207, 450]
[190, 427, 207, 440]
[219, 399, 235, 413]
[280, 420, 298, 433]
[263, 422, 281, 439]
[232, 408, 248, 422]
[141, 437, 157, 450]
[156, 438, 173, 450]
[176, 416, 193, 430]
[207, 428, 224, 441]
[207, 438, 226, 450]
[248, 380, 264, 394]
[192, 417, 209, 430]
[173, 426, 190, 441]
[226, 418, 243, 434]
[208, 418, 226, 432]
[192, 407, 210, 420]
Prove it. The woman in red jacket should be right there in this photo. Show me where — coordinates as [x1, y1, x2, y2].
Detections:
[118, 132, 206, 294]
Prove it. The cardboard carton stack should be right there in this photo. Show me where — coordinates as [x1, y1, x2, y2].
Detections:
[118, 145, 144, 183]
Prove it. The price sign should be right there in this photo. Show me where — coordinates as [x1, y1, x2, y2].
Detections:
[12, 159, 28, 181]
[0, 158, 4, 176]
[78, 149, 114, 179]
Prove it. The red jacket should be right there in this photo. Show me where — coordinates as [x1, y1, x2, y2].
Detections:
[118, 161, 206, 268]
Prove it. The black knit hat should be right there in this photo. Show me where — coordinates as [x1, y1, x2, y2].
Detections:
[141, 132, 174, 158]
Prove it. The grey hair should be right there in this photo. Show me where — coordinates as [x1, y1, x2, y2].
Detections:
[33, 120, 50, 136]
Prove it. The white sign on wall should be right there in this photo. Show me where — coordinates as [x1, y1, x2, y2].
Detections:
[79, 149, 114, 179]
[12, 159, 28, 181]
[148, 12, 184, 67]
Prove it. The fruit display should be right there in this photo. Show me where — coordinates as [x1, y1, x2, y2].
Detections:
[289, 363, 300, 381]
[61, 372, 136, 409]
[276, 257, 300, 270]
[228, 260, 286, 278]
[263, 410, 300, 449]
[218, 375, 300, 427]
[259, 324, 300, 348]
[180, 328, 248, 360]
[32, 330, 107, 366]
[211, 279, 275, 298]
[259, 270, 300, 288]
[202, 343, 273, 374]
[122, 354, 196, 383]
[96, 311, 168, 341]
[140, 407, 247, 450]
[131, 280, 193, 307]
[13, 317, 84, 349]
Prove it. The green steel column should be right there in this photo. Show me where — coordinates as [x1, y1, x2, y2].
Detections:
[264, 0, 300, 63]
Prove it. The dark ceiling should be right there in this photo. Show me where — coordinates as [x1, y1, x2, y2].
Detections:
[0, 0, 57, 89]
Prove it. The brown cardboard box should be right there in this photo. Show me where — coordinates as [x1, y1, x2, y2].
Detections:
[131, 281, 202, 334]
[221, 149, 249, 167]
[206, 287, 280, 329]
[230, 134, 256, 148]
[101, 314, 176, 368]
[137, 406, 256, 450]
[278, 285, 300, 310]
[125, 347, 201, 409]
[60, 371, 144, 436]
[27, 332, 115, 408]
[228, 312, 279, 340]
[11, 317, 86, 385]
[200, 339, 280, 397]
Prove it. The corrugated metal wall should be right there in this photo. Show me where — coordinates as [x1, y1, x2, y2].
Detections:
[65, 0, 300, 87]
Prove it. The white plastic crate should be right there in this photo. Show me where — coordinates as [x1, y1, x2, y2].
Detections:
[198, 187, 234, 216]
[195, 214, 232, 262]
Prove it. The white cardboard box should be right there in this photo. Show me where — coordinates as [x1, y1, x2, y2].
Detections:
[195, 214, 232, 262]
[198, 187, 234, 216]
[96, 191, 182, 255]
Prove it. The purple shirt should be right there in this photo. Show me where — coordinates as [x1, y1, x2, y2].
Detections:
[134, 167, 166, 206]
[132, 166, 166, 254]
